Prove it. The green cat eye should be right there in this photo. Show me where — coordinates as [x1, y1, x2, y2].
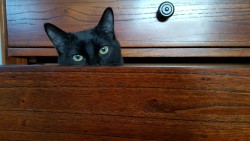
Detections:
[72, 55, 84, 62]
[99, 45, 109, 55]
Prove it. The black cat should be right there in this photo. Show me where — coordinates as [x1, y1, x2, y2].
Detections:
[44, 8, 123, 66]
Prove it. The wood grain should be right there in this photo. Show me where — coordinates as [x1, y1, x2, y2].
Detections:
[7, 47, 250, 57]
[0, 0, 7, 64]
[6, 0, 250, 47]
[0, 66, 250, 140]
[1, 0, 28, 65]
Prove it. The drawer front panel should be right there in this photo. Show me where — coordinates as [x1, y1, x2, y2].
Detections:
[7, 0, 250, 47]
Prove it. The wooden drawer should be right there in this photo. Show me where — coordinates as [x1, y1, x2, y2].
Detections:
[5, 0, 250, 58]
[1, 65, 250, 140]
[7, 0, 250, 47]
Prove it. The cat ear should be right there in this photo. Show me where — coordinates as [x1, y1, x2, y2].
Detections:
[44, 23, 68, 54]
[97, 7, 114, 34]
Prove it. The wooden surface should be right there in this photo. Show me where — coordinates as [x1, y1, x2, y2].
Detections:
[4, 0, 250, 60]
[6, 0, 250, 47]
[8, 47, 250, 57]
[1, 65, 250, 140]
[0, 0, 7, 64]
[1, 0, 27, 65]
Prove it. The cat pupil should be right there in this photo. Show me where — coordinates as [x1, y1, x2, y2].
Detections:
[72, 55, 84, 62]
[99, 46, 109, 55]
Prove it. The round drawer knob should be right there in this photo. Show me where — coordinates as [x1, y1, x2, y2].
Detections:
[157, 2, 175, 21]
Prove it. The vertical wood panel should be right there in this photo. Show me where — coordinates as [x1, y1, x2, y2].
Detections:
[0, 0, 7, 64]
[0, 0, 27, 65]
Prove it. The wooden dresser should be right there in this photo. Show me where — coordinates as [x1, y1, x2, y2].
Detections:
[2, 0, 250, 63]
[1, 0, 250, 140]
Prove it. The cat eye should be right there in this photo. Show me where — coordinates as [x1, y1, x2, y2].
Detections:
[99, 45, 109, 55]
[72, 55, 85, 62]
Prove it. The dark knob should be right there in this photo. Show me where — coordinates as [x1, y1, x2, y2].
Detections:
[157, 2, 175, 21]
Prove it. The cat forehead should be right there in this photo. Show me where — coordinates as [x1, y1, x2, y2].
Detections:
[74, 29, 96, 40]
[72, 30, 109, 45]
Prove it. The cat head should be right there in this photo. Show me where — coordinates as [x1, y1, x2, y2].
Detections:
[44, 8, 123, 66]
